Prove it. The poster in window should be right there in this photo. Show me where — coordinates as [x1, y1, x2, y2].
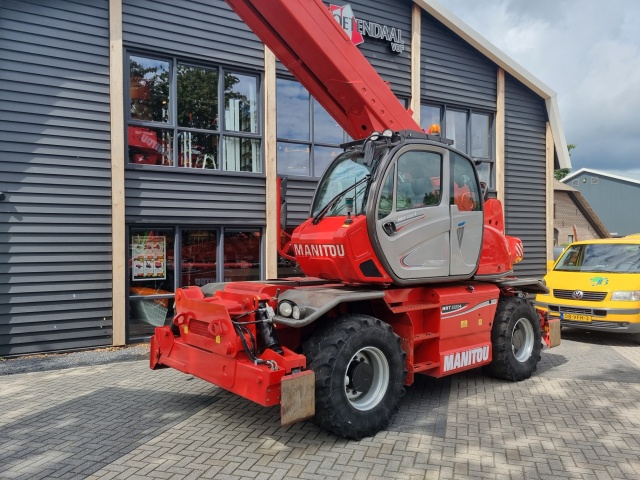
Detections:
[132, 235, 166, 281]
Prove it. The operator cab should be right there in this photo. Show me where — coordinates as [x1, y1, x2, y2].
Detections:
[303, 130, 484, 285]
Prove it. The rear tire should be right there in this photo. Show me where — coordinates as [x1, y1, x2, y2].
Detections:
[303, 314, 406, 440]
[483, 297, 542, 381]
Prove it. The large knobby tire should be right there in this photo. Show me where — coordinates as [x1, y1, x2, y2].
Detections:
[302, 314, 407, 440]
[483, 297, 542, 381]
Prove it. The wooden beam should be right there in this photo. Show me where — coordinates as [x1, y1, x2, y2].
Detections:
[109, 0, 126, 345]
[411, 4, 421, 124]
[264, 46, 278, 279]
[496, 68, 505, 207]
[546, 122, 555, 260]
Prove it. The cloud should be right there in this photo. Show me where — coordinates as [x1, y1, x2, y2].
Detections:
[438, 0, 640, 173]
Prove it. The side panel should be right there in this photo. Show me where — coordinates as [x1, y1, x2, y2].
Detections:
[0, 0, 113, 355]
[504, 74, 547, 277]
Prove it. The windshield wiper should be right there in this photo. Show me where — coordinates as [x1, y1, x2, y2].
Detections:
[312, 175, 370, 225]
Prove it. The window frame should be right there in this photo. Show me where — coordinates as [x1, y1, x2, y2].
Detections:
[420, 103, 496, 190]
[125, 50, 264, 175]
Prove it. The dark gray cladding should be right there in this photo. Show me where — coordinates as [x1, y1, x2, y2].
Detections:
[504, 73, 548, 278]
[0, 0, 113, 355]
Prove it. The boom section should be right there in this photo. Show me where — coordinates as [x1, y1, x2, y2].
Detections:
[225, 0, 421, 139]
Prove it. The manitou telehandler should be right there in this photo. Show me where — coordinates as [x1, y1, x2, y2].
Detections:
[150, 0, 561, 439]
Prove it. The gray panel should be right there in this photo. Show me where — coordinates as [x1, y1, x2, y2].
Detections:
[125, 169, 266, 225]
[504, 74, 547, 277]
[0, 0, 112, 356]
[277, 0, 412, 97]
[421, 13, 497, 110]
[123, 0, 263, 70]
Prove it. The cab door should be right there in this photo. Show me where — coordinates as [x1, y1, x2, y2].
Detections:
[449, 152, 484, 276]
[372, 147, 451, 280]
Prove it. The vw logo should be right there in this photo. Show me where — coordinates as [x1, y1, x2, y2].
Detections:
[572, 290, 584, 300]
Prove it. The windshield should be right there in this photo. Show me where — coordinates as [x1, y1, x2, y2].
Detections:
[311, 150, 372, 218]
[555, 243, 640, 273]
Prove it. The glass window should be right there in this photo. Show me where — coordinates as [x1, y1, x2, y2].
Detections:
[420, 105, 441, 132]
[129, 56, 170, 123]
[446, 110, 467, 153]
[378, 166, 394, 219]
[128, 126, 173, 166]
[224, 231, 261, 281]
[177, 65, 218, 130]
[276, 78, 347, 178]
[277, 78, 310, 141]
[127, 54, 261, 173]
[396, 151, 442, 211]
[224, 73, 258, 134]
[181, 230, 217, 287]
[471, 113, 490, 158]
[450, 152, 481, 212]
[129, 228, 175, 337]
[224, 137, 261, 173]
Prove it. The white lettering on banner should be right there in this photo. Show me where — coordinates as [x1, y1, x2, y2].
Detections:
[443, 346, 490, 372]
[293, 244, 345, 258]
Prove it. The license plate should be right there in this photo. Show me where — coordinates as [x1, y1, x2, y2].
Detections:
[562, 313, 592, 322]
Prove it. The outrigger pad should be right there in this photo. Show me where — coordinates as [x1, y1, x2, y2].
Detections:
[548, 318, 561, 348]
[280, 370, 315, 426]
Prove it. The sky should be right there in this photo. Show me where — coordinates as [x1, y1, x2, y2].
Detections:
[437, 0, 640, 176]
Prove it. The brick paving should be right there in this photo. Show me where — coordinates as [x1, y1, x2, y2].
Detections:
[0, 328, 639, 479]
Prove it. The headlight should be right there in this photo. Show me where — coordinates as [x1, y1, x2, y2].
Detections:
[611, 291, 640, 301]
[278, 301, 293, 317]
[292, 305, 306, 320]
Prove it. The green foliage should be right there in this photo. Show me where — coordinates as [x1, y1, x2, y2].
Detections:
[554, 168, 571, 180]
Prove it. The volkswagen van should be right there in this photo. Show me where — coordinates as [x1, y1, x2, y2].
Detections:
[536, 238, 640, 341]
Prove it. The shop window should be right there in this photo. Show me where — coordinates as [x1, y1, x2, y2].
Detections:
[127, 53, 261, 173]
[129, 228, 175, 338]
[276, 77, 346, 178]
[128, 227, 262, 340]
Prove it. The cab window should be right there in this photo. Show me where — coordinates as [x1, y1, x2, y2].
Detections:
[378, 165, 394, 220]
[395, 151, 442, 211]
[450, 152, 481, 212]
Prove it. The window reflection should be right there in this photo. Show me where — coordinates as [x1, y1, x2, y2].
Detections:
[178, 131, 218, 169]
[277, 78, 310, 141]
[128, 126, 173, 166]
[177, 65, 218, 130]
[446, 110, 467, 153]
[224, 137, 261, 173]
[313, 101, 343, 144]
[312, 145, 341, 177]
[420, 105, 441, 131]
[225, 73, 258, 134]
[181, 230, 217, 287]
[224, 231, 261, 281]
[471, 113, 490, 158]
[277, 142, 309, 176]
[129, 56, 170, 123]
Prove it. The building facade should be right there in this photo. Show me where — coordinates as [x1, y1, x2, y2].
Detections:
[553, 180, 609, 247]
[0, 0, 569, 356]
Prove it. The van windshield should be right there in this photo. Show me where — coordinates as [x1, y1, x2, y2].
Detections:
[555, 243, 640, 273]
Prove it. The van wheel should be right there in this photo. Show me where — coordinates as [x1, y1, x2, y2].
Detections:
[483, 297, 542, 381]
[303, 314, 406, 440]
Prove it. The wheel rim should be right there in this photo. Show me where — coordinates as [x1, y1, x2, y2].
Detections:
[344, 346, 389, 411]
[511, 316, 535, 362]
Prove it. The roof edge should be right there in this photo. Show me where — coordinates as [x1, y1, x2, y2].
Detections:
[563, 168, 640, 186]
[414, 0, 571, 169]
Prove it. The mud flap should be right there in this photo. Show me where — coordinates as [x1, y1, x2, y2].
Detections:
[548, 317, 561, 348]
[280, 370, 315, 426]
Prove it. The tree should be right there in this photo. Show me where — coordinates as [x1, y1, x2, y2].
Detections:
[554, 144, 575, 180]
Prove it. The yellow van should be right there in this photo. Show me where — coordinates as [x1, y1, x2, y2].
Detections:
[536, 238, 640, 342]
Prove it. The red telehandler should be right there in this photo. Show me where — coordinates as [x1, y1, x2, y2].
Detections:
[150, 0, 560, 439]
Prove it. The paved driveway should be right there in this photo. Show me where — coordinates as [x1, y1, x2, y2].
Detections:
[1, 329, 639, 480]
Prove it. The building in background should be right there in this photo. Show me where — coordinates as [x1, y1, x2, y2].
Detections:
[0, 0, 569, 355]
[553, 179, 609, 247]
[562, 169, 640, 237]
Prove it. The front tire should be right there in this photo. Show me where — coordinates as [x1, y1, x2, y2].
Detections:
[303, 314, 406, 440]
[483, 297, 542, 381]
